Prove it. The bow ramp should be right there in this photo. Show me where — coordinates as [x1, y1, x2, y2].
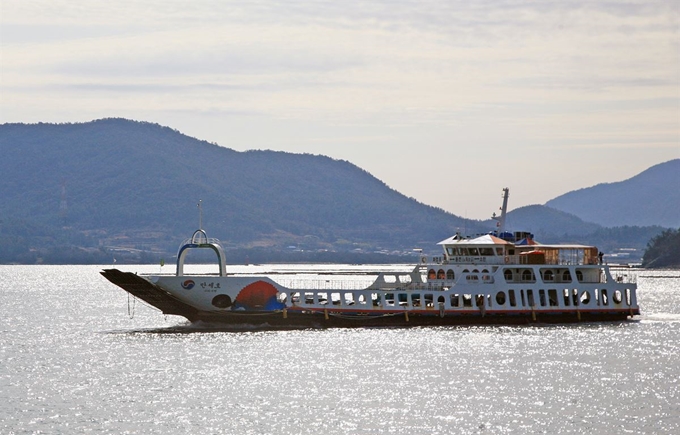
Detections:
[101, 269, 199, 321]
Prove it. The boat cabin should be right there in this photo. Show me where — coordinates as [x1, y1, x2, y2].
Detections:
[437, 233, 599, 266]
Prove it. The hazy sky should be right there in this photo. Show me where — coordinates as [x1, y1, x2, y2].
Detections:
[2, 1, 679, 219]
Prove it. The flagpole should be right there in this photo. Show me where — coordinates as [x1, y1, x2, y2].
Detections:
[198, 199, 202, 230]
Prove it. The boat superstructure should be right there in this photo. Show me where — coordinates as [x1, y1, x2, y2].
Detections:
[101, 188, 639, 328]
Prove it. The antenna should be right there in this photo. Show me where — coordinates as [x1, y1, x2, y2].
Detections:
[491, 188, 509, 234]
[197, 200, 203, 230]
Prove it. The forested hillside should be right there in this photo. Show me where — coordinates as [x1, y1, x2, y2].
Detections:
[0, 119, 485, 263]
[642, 228, 680, 268]
[0, 119, 673, 264]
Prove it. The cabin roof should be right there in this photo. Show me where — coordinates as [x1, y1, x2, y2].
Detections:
[437, 234, 511, 246]
[528, 244, 597, 250]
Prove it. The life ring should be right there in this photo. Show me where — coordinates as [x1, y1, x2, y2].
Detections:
[504, 256, 509, 263]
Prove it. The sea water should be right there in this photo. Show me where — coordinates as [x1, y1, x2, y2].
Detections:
[1, 265, 678, 434]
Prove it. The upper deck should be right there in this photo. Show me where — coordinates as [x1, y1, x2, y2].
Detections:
[436, 232, 600, 267]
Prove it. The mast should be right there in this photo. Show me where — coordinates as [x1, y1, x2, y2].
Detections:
[492, 188, 509, 234]
[197, 199, 203, 230]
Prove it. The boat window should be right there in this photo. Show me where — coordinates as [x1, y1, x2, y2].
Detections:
[527, 290, 535, 307]
[425, 293, 434, 307]
[496, 291, 506, 305]
[543, 270, 554, 282]
[504, 269, 513, 282]
[572, 289, 579, 306]
[580, 290, 590, 305]
[520, 290, 526, 307]
[576, 270, 583, 282]
[472, 269, 480, 274]
[601, 289, 608, 305]
[331, 292, 341, 305]
[626, 289, 631, 306]
[428, 269, 436, 279]
[613, 290, 622, 304]
[398, 293, 408, 306]
[344, 293, 355, 305]
[475, 294, 485, 308]
[538, 289, 546, 306]
[548, 289, 558, 307]
[384, 274, 396, 283]
[371, 293, 381, 307]
[446, 269, 455, 280]
[211, 294, 232, 309]
[594, 289, 600, 305]
[385, 293, 394, 306]
[358, 294, 367, 305]
[469, 248, 479, 256]
[291, 292, 300, 304]
[496, 248, 504, 256]
[509, 290, 517, 307]
[411, 293, 421, 307]
[317, 292, 328, 305]
[562, 271, 572, 282]
[304, 292, 314, 304]
[479, 248, 494, 256]
[463, 294, 473, 307]
[437, 269, 445, 279]
[459, 248, 469, 256]
[562, 289, 570, 306]
[447, 247, 455, 256]
[522, 270, 534, 282]
[278, 292, 288, 304]
[438, 295, 445, 305]
[450, 294, 460, 307]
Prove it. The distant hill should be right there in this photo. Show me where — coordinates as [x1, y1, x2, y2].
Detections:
[501, 205, 602, 240]
[0, 119, 674, 264]
[486, 205, 667, 261]
[545, 159, 680, 228]
[0, 119, 487, 263]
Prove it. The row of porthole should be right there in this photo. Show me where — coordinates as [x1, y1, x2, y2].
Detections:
[503, 269, 585, 282]
[502, 270, 586, 283]
[429, 268, 492, 280]
[428, 269, 454, 280]
[431, 268, 561, 280]
[491, 289, 625, 307]
[210, 289, 627, 309]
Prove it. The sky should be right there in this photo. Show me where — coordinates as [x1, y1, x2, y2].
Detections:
[1, 0, 679, 219]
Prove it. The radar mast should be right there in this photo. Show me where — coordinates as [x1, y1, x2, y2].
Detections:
[491, 188, 509, 234]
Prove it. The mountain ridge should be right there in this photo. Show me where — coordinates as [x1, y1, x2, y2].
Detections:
[545, 159, 680, 228]
[1, 119, 484, 262]
[0, 118, 675, 264]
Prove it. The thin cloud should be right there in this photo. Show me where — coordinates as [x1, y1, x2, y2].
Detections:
[1, 0, 678, 218]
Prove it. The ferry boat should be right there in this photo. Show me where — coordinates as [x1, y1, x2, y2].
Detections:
[101, 188, 639, 328]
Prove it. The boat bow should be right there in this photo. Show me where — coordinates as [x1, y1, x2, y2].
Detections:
[100, 269, 200, 321]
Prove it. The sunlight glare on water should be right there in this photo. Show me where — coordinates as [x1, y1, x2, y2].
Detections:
[0, 266, 678, 434]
